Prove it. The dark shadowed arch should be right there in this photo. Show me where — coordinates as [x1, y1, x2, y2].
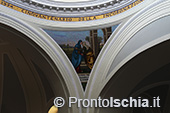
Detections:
[0, 23, 70, 113]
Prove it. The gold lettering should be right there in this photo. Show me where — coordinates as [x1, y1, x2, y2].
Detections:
[115, 10, 118, 15]
[48, 16, 52, 20]
[21, 9, 26, 13]
[50, 16, 55, 21]
[82, 17, 85, 21]
[0, 0, 144, 22]
[1, 1, 4, 5]
[9, 4, 13, 8]
[63, 18, 65, 21]
[3, 2, 7, 6]
[78, 17, 81, 21]
[103, 14, 106, 18]
[87, 17, 92, 21]
[121, 8, 125, 13]
[93, 16, 97, 20]
[28, 11, 33, 15]
[124, 6, 129, 11]
[69, 18, 72, 21]
[134, 1, 138, 6]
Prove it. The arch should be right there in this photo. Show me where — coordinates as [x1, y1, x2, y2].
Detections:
[86, 1, 170, 113]
[0, 12, 84, 113]
[98, 39, 170, 113]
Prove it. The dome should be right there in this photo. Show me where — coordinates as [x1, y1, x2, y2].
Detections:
[50, 0, 92, 2]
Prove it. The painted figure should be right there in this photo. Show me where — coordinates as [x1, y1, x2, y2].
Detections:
[82, 42, 94, 70]
[72, 40, 83, 73]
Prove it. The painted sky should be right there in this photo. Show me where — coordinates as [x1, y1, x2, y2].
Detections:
[44, 25, 118, 47]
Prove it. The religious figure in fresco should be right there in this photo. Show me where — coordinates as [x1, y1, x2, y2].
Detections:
[72, 40, 83, 73]
[82, 42, 94, 70]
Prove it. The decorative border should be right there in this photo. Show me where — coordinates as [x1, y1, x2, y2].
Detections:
[0, 0, 144, 22]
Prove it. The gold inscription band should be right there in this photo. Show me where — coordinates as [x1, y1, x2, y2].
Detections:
[0, 0, 144, 22]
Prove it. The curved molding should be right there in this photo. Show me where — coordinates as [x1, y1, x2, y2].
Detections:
[1, 0, 136, 21]
[15, 0, 125, 12]
[0, 0, 154, 30]
[86, 0, 170, 112]
[29, 0, 122, 8]
[0, 12, 84, 113]
[96, 39, 170, 113]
